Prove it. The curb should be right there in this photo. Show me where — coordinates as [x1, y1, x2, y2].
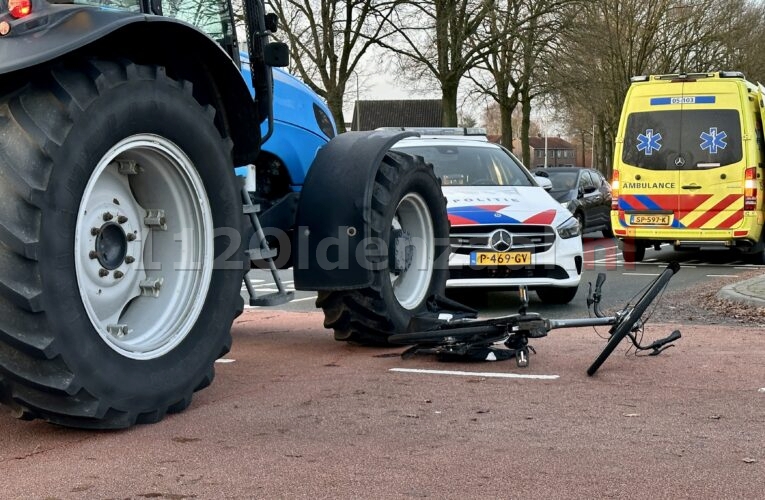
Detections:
[717, 273, 765, 307]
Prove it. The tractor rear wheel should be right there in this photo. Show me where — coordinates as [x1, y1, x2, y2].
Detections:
[0, 59, 244, 428]
[317, 152, 449, 345]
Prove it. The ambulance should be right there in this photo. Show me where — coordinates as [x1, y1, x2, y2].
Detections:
[611, 72, 765, 262]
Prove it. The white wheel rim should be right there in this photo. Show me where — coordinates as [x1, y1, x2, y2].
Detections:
[74, 134, 214, 360]
[389, 193, 435, 310]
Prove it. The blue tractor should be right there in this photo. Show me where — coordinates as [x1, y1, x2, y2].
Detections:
[0, 0, 448, 428]
[237, 50, 337, 206]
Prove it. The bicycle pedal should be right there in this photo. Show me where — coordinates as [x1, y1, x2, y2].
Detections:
[516, 347, 529, 368]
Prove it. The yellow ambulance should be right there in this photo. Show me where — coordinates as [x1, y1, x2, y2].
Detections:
[611, 72, 765, 262]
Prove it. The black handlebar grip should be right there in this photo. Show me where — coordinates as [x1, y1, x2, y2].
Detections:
[648, 329, 681, 350]
[595, 273, 606, 291]
[664, 329, 682, 343]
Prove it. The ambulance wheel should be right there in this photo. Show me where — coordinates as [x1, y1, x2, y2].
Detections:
[621, 240, 645, 263]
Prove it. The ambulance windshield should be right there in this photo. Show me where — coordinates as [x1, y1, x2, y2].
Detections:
[622, 109, 742, 170]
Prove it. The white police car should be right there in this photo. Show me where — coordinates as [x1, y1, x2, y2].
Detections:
[391, 129, 583, 303]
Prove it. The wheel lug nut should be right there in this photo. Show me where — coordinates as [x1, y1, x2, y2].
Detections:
[89, 251, 98, 259]
[126, 233, 136, 242]
[99, 269, 109, 277]
[114, 271, 124, 279]
[90, 227, 100, 236]
[103, 212, 113, 221]
[125, 256, 135, 264]
[117, 215, 128, 224]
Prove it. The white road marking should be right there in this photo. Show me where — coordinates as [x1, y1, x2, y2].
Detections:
[290, 295, 318, 302]
[243, 295, 317, 308]
[389, 367, 559, 380]
[706, 274, 737, 278]
[622, 272, 660, 276]
[583, 244, 617, 254]
[215, 358, 236, 363]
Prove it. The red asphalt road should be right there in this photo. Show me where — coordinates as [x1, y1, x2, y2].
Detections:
[1, 310, 763, 499]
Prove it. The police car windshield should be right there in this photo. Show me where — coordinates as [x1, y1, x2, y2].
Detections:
[622, 109, 742, 170]
[394, 144, 535, 187]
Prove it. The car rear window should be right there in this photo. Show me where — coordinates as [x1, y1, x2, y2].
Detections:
[394, 144, 534, 186]
[622, 109, 742, 170]
[540, 171, 579, 191]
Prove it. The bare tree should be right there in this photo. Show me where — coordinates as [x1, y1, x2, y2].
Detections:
[466, 0, 578, 166]
[264, 0, 402, 132]
[377, 0, 498, 126]
[552, 0, 765, 177]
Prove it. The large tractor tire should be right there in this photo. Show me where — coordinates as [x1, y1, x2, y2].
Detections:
[0, 59, 245, 428]
[317, 152, 449, 345]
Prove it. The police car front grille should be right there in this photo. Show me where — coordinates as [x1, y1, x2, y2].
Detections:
[449, 265, 570, 281]
[450, 225, 556, 255]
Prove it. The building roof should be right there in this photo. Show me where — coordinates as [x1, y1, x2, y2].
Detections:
[351, 99, 442, 130]
[527, 136, 575, 150]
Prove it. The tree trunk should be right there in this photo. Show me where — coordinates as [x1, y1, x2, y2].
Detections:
[520, 86, 532, 168]
[441, 83, 459, 127]
[499, 93, 518, 150]
[325, 88, 346, 133]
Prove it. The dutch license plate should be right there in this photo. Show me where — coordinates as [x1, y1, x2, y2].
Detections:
[630, 214, 671, 225]
[470, 252, 531, 266]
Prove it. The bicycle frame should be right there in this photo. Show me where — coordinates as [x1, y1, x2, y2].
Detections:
[389, 263, 682, 374]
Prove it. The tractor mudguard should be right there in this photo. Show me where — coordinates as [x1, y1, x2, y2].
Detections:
[0, 5, 261, 165]
[293, 130, 417, 290]
[1, 5, 151, 74]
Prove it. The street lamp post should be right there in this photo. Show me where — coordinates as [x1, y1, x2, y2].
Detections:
[544, 130, 548, 168]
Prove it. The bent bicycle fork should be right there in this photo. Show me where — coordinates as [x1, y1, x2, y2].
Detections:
[389, 262, 682, 375]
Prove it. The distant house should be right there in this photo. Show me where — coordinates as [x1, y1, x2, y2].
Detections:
[350, 99, 442, 131]
[513, 137, 577, 168]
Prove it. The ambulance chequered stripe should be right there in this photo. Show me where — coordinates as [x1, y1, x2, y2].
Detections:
[717, 209, 744, 229]
[685, 194, 742, 228]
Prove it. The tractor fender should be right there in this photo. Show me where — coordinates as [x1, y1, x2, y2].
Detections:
[293, 130, 417, 290]
[0, 5, 261, 165]
[1, 6, 157, 74]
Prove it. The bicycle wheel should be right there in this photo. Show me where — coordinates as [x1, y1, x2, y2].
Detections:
[586, 262, 680, 375]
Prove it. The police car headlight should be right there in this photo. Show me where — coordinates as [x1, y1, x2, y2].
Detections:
[557, 217, 581, 239]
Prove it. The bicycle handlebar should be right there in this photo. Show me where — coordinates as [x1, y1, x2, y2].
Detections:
[641, 329, 681, 354]
[595, 273, 606, 289]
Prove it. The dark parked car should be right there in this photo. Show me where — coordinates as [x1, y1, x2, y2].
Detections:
[533, 167, 613, 237]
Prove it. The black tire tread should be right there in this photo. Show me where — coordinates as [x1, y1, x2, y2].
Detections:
[317, 151, 447, 345]
[0, 58, 238, 428]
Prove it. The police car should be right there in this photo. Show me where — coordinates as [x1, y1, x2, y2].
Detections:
[391, 129, 584, 304]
